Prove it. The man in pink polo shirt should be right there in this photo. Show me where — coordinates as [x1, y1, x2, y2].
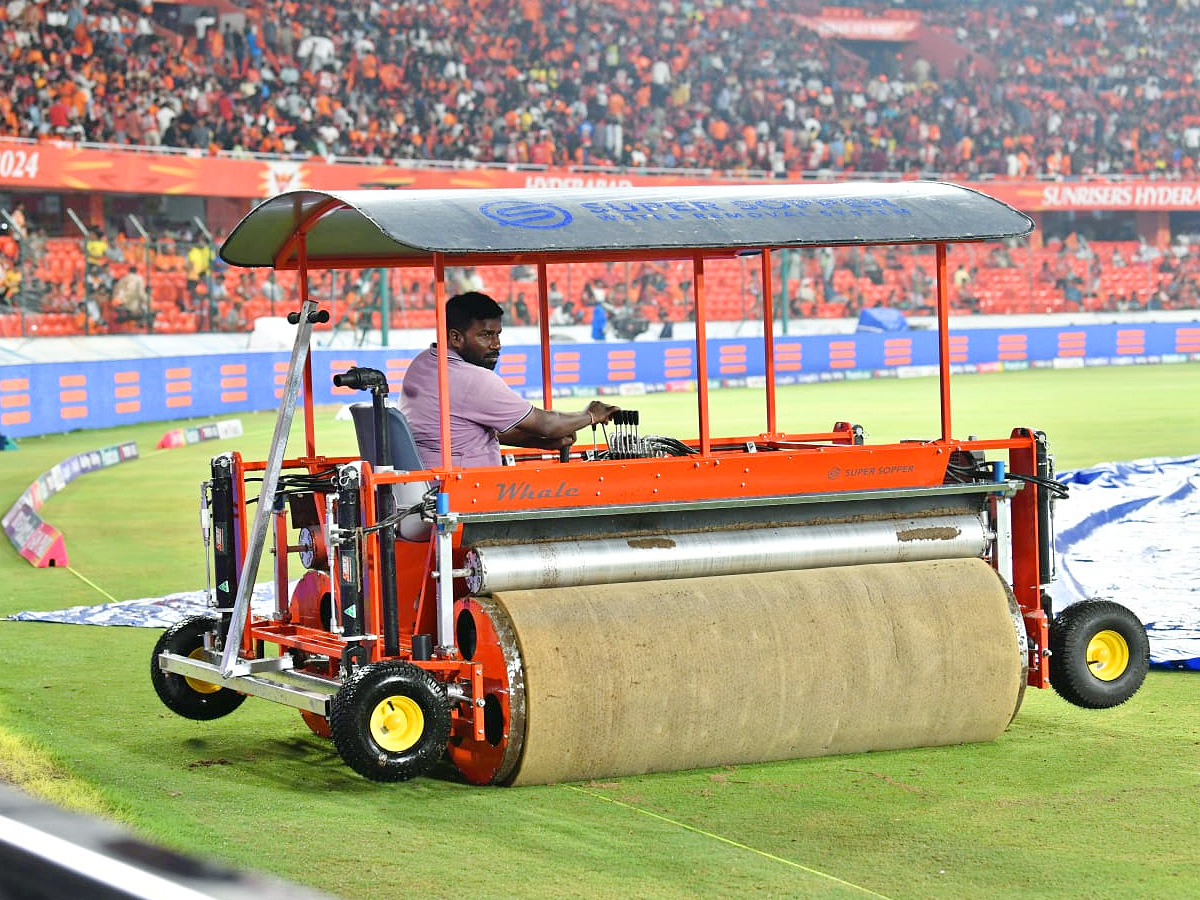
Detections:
[400, 292, 619, 468]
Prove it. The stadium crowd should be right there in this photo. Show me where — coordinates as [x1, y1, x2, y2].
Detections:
[5, 0, 1200, 337]
[4, 225, 1198, 340]
[4, 0, 1200, 178]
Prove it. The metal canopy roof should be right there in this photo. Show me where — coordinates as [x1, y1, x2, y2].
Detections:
[219, 182, 1033, 269]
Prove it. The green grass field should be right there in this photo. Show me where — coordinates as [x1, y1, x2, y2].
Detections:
[2, 363, 1199, 900]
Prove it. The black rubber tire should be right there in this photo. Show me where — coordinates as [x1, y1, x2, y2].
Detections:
[1049, 600, 1149, 709]
[329, 661, 451, 782]
[150, 615, 247, 720]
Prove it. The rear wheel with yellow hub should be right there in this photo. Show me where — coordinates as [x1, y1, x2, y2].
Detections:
[1050, 600, 1149, 709]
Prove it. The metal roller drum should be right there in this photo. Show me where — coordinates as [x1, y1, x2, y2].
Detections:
[465, 513, 988, 593]
[463, 558, 1025, 786]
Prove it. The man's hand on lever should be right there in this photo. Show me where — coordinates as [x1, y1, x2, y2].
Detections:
[585, 400, 620, 427]
[498, 400, 622, 457]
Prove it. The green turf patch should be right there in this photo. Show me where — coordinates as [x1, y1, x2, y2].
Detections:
[2, 363, 1199, 899]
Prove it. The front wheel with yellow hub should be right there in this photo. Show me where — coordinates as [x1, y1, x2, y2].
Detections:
[329, 661, 451, 782]
[150, 615, 247, 720]
[1049, 600, 1149, 709]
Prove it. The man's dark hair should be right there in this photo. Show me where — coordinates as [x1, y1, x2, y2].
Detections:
[446, 292, 503, 333]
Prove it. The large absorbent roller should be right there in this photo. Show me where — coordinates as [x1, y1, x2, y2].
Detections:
[460, 561, 1024, 786]
[448, 497, 1026, 785]
[150, 182, 1150, 785]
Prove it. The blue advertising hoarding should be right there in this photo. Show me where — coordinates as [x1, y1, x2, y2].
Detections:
[1, 321, 1198, 439]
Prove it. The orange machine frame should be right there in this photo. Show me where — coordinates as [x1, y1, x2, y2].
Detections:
[171, 183, 1055, 781]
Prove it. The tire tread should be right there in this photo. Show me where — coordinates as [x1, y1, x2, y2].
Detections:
[1049, 600, 1149, 709]
[329, 661, 450, 782]
[150, 615, 247, 720]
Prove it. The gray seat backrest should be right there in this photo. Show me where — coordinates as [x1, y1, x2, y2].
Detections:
[348, 403, 425, 471]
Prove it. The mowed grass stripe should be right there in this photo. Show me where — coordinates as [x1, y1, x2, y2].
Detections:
[565, 784, 897, 899]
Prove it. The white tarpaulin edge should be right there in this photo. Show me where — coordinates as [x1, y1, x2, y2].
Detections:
[1046, 454, 1200, 669]
[7, 583, 282, 630]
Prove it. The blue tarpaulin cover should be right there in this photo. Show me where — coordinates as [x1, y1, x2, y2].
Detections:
[7, 583, 280, 629]
[1047, 454, 1200, 670]
[856, 307, 909, 332]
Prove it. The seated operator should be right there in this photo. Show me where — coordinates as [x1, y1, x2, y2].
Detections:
[400, 291, 620, 468]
